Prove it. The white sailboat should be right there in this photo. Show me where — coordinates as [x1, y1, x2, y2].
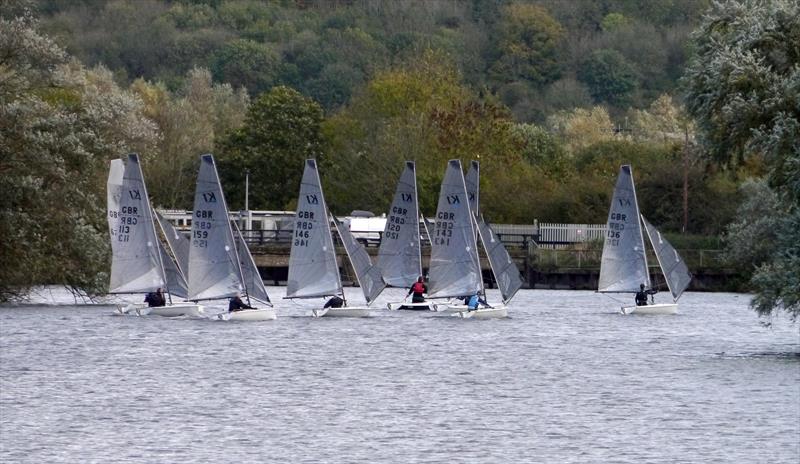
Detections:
[427, 160, 493, 317]
[187, 154, 276, 321]
[432, 160, 520, 318]
[286, 159, 385, 317]
[379, 162, 430, 311]
[108, 154, 202, 317]
[598, 165, 692, 315]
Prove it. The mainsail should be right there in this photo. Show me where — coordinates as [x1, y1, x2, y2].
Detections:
[109, 154, 167, 294]
[376, 161, 422, 287]
[598, 165, 650, 293]
[335, 219, 386, 304]
[641, 216, 692, 301]
[233, 222, 272, 305]
[286, 159, 342, 299]
[187, 154, 245, 301]
[428, 159, 482, 298]
[476, 218, 523, 304]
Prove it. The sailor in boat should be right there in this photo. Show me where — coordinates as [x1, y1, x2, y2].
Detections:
[228, 293, 254, 312]
[144, 288, 166, 307]
[406, 276, 427, 303]
[466, 291, 489, 311]
[635, 284, 657, 306]
[323, 296, 344, 309]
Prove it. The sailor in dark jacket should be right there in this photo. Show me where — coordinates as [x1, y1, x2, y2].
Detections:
[229, 293, 253, 312]
[323, 295, 344, 308]
[144, 288, 166, 307]
[635, 284, 656, 306]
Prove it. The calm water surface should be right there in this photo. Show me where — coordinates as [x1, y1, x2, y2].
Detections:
[1, 288, 798, 463]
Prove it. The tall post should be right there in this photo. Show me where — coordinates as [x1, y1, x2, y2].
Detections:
[682, 127, 689, 234]
[244, 169, 251, 231]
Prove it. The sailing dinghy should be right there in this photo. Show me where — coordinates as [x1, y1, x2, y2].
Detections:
[187, 154, 275, 321]
[431, 160, 520, 318]
[285, 159, 386, 317]
[598, 165, 692, 314]
[426, 160, 501, 319]
[108, 154, 202, 317]
[379, 162, 430, 310]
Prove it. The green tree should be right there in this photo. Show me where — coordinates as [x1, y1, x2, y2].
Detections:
[0, 11, 159, 300]
[547, 106, 614, 154]
[683, 0, 800, 321]
[489, 3, 565, 88]
[131, 67, 249, 209]
[210, 38, 280, 96]
[216, 85, 325, 210]
[578, 49, 639, 106]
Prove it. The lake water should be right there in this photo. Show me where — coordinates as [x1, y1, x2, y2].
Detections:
[1, 288, 798, 463]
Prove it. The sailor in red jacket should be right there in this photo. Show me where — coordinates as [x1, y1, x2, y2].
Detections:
[407, 276, 427, 303]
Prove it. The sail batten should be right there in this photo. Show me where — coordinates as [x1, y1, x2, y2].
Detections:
[286, 159, 342, 299]
[109, 154, 167, 294]
[642, 216, 691, 302]
[598, 165, 650, 293]
[187, 154, 245, 301]
[428, 160, 482, 298]
[476, 218, 523, 304]
[376, 161, 422, 287]
[335, 219, 386, 304]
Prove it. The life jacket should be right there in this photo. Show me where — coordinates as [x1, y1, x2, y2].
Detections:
[411, 282, 425, 294]
[468, 295, 479, 309]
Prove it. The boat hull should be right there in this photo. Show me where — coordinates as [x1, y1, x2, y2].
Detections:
[221, 308, 277, 321]
[313, 307, 371, 318]
[387, 301, 433, 311]
[455, 306, 508, 319]
[432, 301, 468, 313]
[622, 303, 678, 315]
[115, 303, 204, 317]
[149, 304, 205, 318]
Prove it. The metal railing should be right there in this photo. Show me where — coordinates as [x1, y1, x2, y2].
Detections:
[537, 223, 606, 245]
[239, 229, 538, 250]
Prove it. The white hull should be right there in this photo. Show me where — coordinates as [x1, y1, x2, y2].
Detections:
[622, 303, 678, 315]
[313, 306, 371, 318]
[218, 308, 277, 321]
[115, 302, 204, 317]
[432, 300, 468, 313]
[454, 305, 508, 319]
[149, 303, 205, 317]
[387, 301, 433, 311]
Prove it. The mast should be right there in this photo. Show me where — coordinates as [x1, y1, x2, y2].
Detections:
[412, 163, 423, 279]
[630, 166, 650, 286]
